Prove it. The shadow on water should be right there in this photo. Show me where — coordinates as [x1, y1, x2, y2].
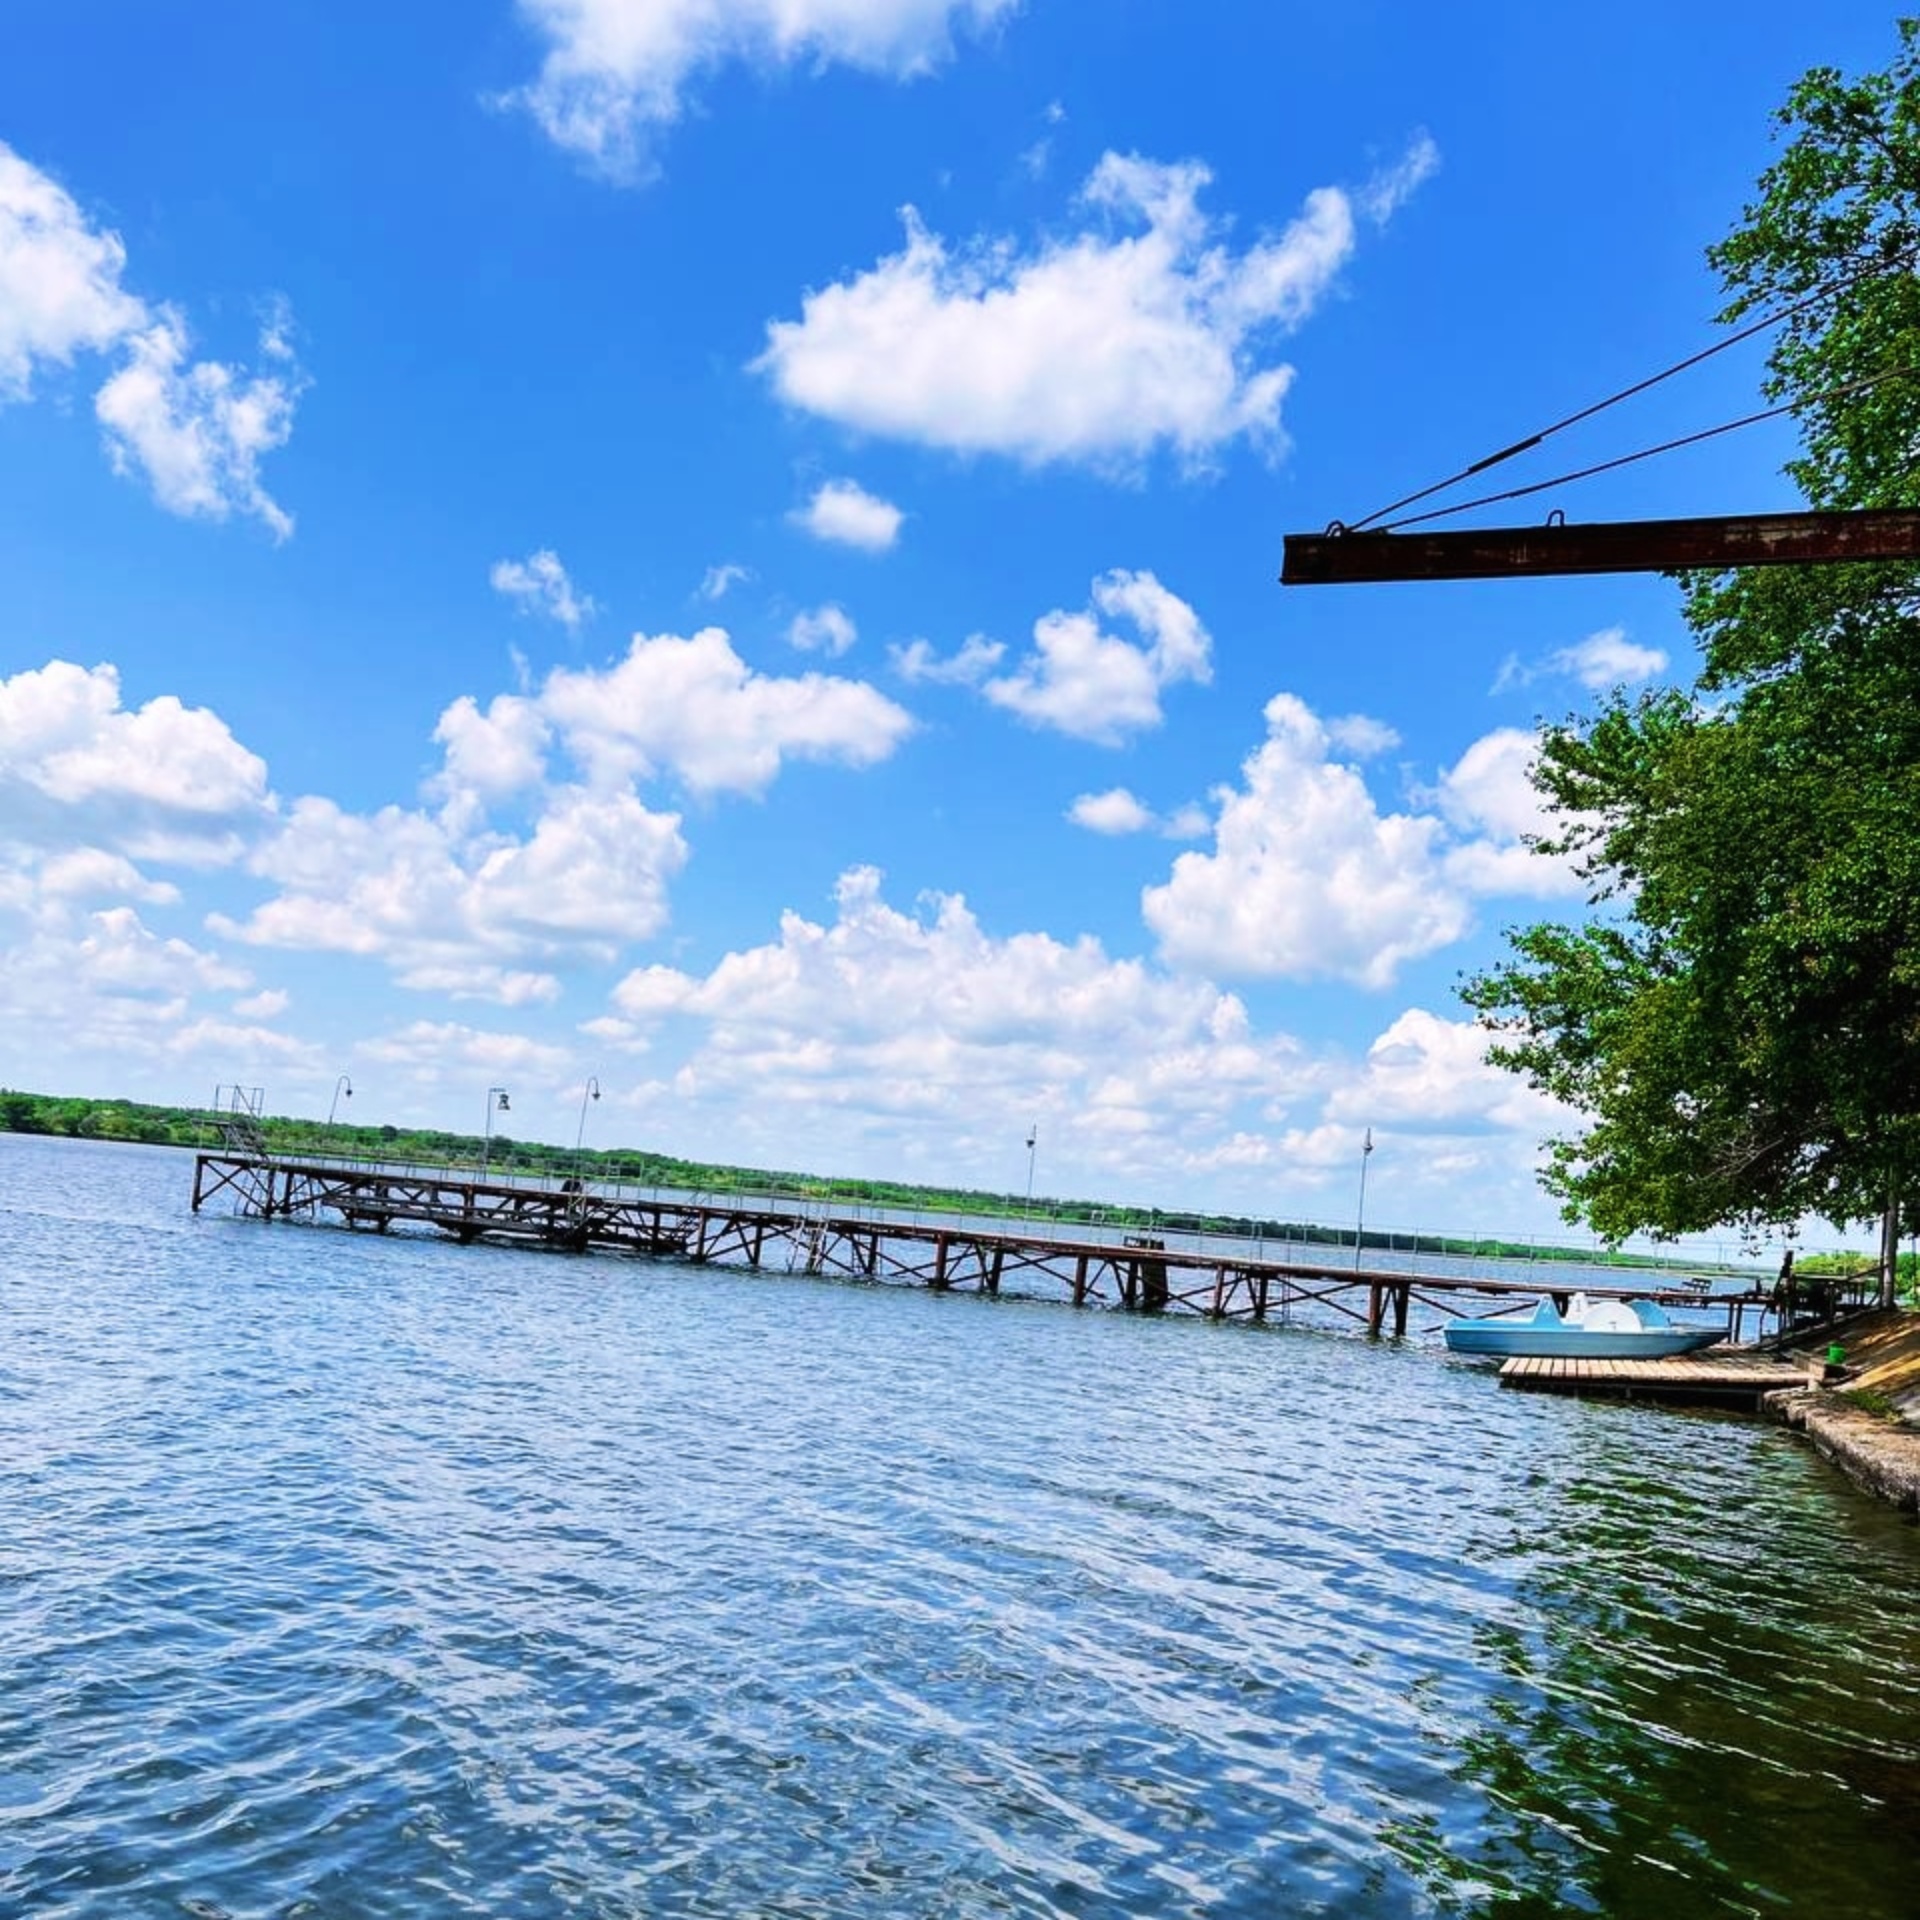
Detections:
[1378, 1410, 1920, 1917]
[6, 1136, 1920, 1919]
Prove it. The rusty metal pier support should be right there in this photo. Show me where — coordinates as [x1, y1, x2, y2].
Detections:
[189, 1150, 1763, 1340]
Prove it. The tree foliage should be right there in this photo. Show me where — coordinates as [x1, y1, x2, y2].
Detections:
[1465, 25, 1920, 1245]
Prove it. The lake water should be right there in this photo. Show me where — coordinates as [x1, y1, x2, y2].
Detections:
[4, 1134, 1918, 1918]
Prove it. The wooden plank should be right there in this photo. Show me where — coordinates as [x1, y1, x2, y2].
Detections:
[1497, 1341, 1815, 1402]
[1280, 508, 1920, 586]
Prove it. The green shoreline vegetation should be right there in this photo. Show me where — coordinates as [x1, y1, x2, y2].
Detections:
[1463, 30, 1920, 1289]
[0, 1084, 1782, 1275]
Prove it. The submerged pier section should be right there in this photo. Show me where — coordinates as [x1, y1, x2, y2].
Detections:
[190, 1150, 1767, 1338]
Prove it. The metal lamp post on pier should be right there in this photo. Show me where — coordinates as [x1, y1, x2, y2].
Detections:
[575, 1076, 601, 1176]
[481, 1087, 510, 1181]
[1353, 1127, 1374, 1270]
[326, 1074, 352, 1154]
[1025, 1124, 1038, 1213]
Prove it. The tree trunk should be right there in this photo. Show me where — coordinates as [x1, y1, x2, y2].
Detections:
[1880, 1187, 1900, 1311]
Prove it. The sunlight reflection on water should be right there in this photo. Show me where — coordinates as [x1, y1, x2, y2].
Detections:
[2, 1134, 1916, 1917]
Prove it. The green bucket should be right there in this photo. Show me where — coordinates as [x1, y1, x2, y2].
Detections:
[1826, 1343, 1846, 1367]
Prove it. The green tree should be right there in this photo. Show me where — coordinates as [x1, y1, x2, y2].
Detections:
[1465, 26, 1920, 1289]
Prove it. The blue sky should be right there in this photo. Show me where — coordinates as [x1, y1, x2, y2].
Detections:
[0, 1, 1899, 1240]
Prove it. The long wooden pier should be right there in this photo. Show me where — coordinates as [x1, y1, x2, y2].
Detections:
[190, 1151, 1772, 1338]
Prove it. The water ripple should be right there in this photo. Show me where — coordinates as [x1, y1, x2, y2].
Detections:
[3, 1135, 1918, 1917]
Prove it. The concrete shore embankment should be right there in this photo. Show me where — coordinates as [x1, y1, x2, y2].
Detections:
[1767, 1308, 1920, 1513]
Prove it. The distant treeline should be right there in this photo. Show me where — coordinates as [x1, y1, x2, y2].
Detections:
[0, 1086, 1731, 1270]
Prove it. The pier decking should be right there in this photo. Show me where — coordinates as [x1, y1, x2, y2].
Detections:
[1499, 1350, 1812, 1408]
[189, 1150, 1774, 1339]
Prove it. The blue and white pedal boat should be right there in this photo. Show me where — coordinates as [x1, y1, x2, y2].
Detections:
[1444, 1293, 1724, 1359]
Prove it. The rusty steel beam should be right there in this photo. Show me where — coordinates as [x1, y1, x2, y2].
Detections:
[187, 1154, 1755, 1329]
[1280, 507, 1920, 585]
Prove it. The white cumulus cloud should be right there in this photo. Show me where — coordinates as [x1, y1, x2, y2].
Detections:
[1067, 787, 1155, 836]
[209, 621, 916, 999]
[1324, 713, 1400, 758]
[1554, 626, 1670, 688]
[216, 785, 689, 1004]
[889, 634, 1004, 684]
[1327, 1006, 1566, 1138]
[606, 863, 1303, 1181]
[0, 851, 325, 1087]
[541, 626, 913, 794]
[588, 864, 1571, 1220]
[75, 903, 252, 996]
[432, 692, 552, 816]
[0, 141, 304, 533]
[984, 569, 1210, 743]
[491, 549, 597, 628]
[793, 477, 904, 551]
[756, 146, 1430, 469]
[363, 1018, 574, 1078]
[1145, 694, 1464, 988]
[1068, 788, 1208, 840]
[1143, 700, 1580, 988]
[1493, 623, 1669, 694]
[0, 142, 145, 397]
[1431, 727, 1584, 899]
[38, 847, 181, 906]
[788, 604, 858, 655]
[95, 312, 304, 540]
[0, 659, 272, 863]
[510, 0, 1019, 180]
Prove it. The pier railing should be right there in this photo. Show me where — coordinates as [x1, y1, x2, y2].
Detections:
[188, 1140, 1813, 1278]
[190, 1148, 1804, 1341]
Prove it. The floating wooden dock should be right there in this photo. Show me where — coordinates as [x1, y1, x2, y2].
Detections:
[1499, 1350, 1813, 1409]
[189, 1150, 1773, 1339]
